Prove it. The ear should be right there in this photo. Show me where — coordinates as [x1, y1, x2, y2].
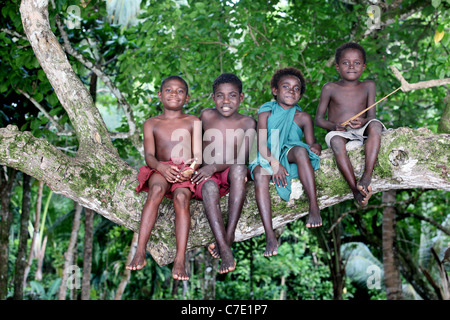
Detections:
[157, 91, 162, 101]
[271, 86, 278, 97]
[211, 93, 216, 102]
[185, 95, 190, 104]
[239, 92, 245, 103]
[335, 63, 339, 72]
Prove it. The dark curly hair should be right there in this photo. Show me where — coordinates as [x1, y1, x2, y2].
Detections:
[212, 73, 243, 93]
[270, 67, 306, 99]
[160, 75, 189, 94]
[335, 42, 367, 65]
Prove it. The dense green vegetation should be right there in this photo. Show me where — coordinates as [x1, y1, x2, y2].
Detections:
[1, 0, 449, 300]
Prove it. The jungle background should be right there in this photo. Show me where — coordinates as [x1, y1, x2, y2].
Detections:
[0, 0, 449, 301]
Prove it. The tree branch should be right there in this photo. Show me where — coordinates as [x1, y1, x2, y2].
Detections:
[19, 0, 115, 156]
[390, 66, 450, 92]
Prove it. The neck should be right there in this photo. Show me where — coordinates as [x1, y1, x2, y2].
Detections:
[276, 101, 296, 110]
[339, 79, 361, 86]
[162, 109, 185, 119]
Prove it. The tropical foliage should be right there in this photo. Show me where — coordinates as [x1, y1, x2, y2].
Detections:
[0, 0, 449, 300]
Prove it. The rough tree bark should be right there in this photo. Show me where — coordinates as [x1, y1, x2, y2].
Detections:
[13, 173, 32, 300]
[0, 166, 17, 299]
[382, 190, 403, 300]
[0, 0, 448, 268]
[58, 202, 82, 300]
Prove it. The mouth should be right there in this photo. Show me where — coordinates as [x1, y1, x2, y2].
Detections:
[222, 106, 232, 112]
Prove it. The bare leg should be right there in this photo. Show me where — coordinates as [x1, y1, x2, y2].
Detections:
[202, 180, 235, 273]
[253, 165, 278, 257]
[126, 174, 169, 270]
[357, 122, 383, 203]
[330, 136, 367, 206]
[171, 187, 192, 281]
[287, 146, 322, 227]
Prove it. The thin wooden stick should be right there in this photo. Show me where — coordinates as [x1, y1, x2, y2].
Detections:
[341, 86, 402, 126]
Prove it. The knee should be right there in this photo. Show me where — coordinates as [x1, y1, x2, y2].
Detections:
[290, 146, 308, 160]
[253, 168, 270, 185]
[330, 137, 346, 154]
[366, 122, 383, 136]
[201, 180, 219, 198]
[229, 164, 248, 181]
[173, 190, 191, 207]
[148, 183, 166, 200]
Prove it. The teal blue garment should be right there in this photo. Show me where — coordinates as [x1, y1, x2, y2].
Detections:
[249, 101, 321, 201]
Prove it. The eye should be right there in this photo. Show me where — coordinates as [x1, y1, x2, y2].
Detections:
[294, 87, 300, 92]
[355, 61, 360, 65]
[177, 89, 184, 94]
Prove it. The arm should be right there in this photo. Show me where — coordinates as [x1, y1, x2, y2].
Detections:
[143, 120, 180, 183]
[236, 117, 257, 166]
[258, 111, 288, 187]
[179, 117, 202, 181]
[257, 111, 278, 164]
[315, 83, 346, 132]
[298, 112, 321, 156]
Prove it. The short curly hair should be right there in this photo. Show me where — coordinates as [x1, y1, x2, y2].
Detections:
[212, 73, 243, 93]
[335, 42, 367, 65]
[270, 67, 306, 99]
[160, 75, 189, 95]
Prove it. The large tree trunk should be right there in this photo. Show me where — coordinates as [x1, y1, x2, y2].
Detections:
[81, 208, 94, 300]
[382, 190, 403, 299]
[23, 180, 43, 285]
[13, 173, 32, 300]
[0, 166, 17, 299]
[58, 202, 82, 300]
[0, 0, 448, 268]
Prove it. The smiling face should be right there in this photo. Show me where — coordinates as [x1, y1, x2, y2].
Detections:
[272, 75, 302, 108]
[158, 78, 189, 111]
[335, 48, 366, 82]
[212, 82, 244, 117]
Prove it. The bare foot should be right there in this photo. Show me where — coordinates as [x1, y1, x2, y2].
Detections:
[126, 252, 147, 271]
[263, 234, 278, 257]
[306, 207, 322, 228]
[357, 182, 372, 206]
[172, 260, 189, 281]
[208, 243, 220, 259]
[353, 189, 368, 207]
[218, 248, 236, 274]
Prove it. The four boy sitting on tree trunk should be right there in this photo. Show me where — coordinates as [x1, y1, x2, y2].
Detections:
[129, 42, 387, 279]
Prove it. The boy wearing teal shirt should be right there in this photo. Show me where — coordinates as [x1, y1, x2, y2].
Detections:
[249, 67, 322, 257]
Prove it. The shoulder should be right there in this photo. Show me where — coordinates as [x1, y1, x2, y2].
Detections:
[320, 82, 338, 95]
[361, 80, 376, 90]
[294, 110, 313, 122]
[143, 117, 158, 128]
[239, 114, 257, 129]
[186, 114, 201, 123]
[200, 108, 217, 119]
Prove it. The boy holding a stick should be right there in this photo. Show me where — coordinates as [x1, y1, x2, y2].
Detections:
[315, 42, 387, 206]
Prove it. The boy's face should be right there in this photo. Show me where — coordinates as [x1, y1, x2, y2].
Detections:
[272, 75, 302, 108]
[335, 48, 366, 81]
[158, 78, 189, 110]
[212, 83, 244, 117]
